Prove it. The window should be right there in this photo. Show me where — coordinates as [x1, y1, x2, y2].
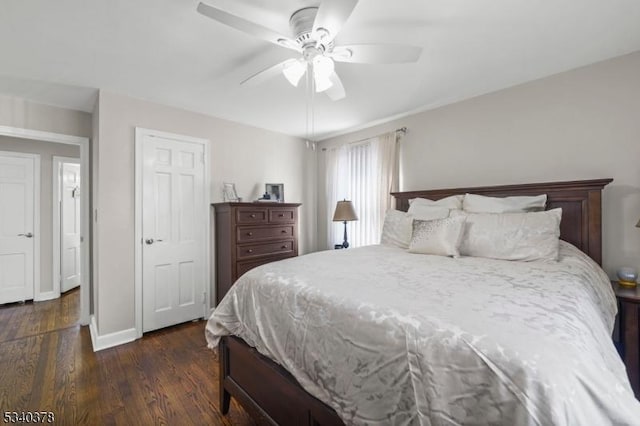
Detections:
[325, 131, 399, 248]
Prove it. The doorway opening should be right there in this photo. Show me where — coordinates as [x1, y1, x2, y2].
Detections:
[53, 157, 82, 296]
[0, 126, 90, 326]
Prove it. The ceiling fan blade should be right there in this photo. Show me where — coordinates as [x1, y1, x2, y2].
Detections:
[197, 2, 299, 52]
[325, 72, 346, 101]
[312, 0, 359, 42]
[240, 59, 298, 86]
[331, 44, 422, 64]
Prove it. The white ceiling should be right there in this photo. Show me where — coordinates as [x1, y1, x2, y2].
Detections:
[1, 0, 639, 139]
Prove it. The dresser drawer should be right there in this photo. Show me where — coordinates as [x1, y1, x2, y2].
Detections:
[237, 208, 268, 224]
[236, 254, 294, 278]
[237, 225, 294, 243]
[269, 208, 296, 224]
[237, 241, 294, 260]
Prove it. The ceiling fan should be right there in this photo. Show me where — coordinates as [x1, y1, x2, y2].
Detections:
[197, 0, 422, 101]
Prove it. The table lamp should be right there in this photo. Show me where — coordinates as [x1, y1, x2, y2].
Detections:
[333, 200, 358, 248]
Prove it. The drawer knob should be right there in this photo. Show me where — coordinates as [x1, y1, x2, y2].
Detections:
[247, 249, 253, 253]
[250, 214, 256, 218]
[281, 230, 287, 234]
[278, 213, 284, 217]
[281, 245, 287, 249]
[247, 232, 253, 236]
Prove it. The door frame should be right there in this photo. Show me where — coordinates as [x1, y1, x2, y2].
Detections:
[134, 127, 211, 338]
[52, 156, 81, 296]
[0, 150, 40, 302]
[0, 126, 90, 325]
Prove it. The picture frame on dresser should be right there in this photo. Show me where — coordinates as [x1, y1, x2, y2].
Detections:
[265, 183, 284, 202]
[222, 182, 239, 202]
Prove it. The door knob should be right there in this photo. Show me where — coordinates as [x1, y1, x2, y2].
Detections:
[145, 238, 154, 245]
[18, 232, 33, 238]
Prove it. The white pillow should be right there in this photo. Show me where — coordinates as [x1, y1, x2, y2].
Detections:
[409, 194, 464, 210]
[406, 204, 451, 221]
[408, 216, 466, 257]
[380, 210, 413, 248]
[463, 193, 547, 213]
[451, 208, 562, 261]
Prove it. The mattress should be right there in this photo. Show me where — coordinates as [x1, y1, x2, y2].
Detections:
[206, 242, 640, 425]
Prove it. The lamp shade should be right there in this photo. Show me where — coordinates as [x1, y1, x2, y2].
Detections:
[313, 56, 335, 93]
[283, 59, 306, 87]
[333, 200, 358, 222]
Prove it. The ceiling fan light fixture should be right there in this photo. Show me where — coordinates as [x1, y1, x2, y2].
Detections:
[283, 60, 307, 87]
[314, 74, 333, 92]
[312, 55, 334, 92]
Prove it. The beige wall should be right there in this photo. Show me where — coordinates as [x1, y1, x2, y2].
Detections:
[0, 136, 80, 294]
[318, 51, 640, 277]
[0, 94, 92, 138]
[94, 90, 317, 335]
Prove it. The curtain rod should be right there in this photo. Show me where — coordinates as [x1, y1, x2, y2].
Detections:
[321, 127, 407, 151]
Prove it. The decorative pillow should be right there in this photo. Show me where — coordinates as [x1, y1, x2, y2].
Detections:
[381, 210, 413, 248]
[408, 216, 466, 257]
[409, 194, 464, 210]
[463, 193, 547, 213]
[406, 204, 451, 221]
[451, 208, 562, 261]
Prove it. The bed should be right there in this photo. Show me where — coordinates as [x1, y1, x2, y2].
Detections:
[206, 178, 640, 425]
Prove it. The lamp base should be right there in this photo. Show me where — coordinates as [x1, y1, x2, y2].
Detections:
[341, 220, 350, 249]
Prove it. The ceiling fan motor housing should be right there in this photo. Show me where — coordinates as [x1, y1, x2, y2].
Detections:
[289, 7, 331, 54]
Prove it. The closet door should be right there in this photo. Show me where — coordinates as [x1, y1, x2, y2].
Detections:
[0, 153, 36, 304]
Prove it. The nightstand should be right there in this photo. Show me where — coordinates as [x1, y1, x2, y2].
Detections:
[612, 281, 640, 398]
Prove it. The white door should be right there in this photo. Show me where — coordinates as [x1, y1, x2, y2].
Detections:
[0, 153, 35, 304]
[60, 161, 81, 292]
[141, 135, 206, 332]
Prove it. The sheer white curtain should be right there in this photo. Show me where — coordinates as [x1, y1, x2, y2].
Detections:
[325, 145, 348, 248]
[373, 131, 400, 235]
[324, 130, 399, 248]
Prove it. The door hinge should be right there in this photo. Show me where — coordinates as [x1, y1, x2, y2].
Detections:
[203, 292, 206, 303]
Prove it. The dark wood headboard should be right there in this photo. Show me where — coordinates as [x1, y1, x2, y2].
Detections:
[391, 179, 612, 265]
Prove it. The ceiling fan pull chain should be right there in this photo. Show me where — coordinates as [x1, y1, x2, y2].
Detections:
[310, 63, 315, 141]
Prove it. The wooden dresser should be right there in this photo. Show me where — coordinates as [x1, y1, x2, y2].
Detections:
[212, 202, 301, 304]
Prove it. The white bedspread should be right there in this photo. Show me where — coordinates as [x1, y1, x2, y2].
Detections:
[206, 242, 640, 425]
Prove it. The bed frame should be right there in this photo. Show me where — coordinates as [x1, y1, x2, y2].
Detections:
[218, 178, 613, 425]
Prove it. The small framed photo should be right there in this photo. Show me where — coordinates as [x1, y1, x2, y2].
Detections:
[223, 182, 239, 202]
[265, 183, 284, 202]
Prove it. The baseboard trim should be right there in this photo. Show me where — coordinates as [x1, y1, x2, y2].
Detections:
[34, 291, 59, 302]
[89, 315, 137, 352]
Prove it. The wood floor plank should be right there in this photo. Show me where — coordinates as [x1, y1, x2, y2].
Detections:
[0, 291, 256, 425]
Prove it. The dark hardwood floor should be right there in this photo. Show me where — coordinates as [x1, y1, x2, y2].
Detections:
[0, 290, 255, 425]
